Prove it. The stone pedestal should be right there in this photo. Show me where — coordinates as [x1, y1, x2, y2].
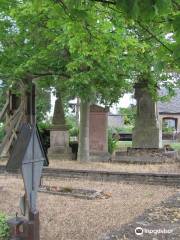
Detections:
[48, 128, 72, 160]
[132, 82, 162, 149]
[89, 105, 111, 162]
[48, 91, 72, 160]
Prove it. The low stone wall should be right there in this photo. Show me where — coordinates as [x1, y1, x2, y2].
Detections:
[0, 166, 180, 187]
[113, 148, 179, 164]
[41, 168, 180, 187]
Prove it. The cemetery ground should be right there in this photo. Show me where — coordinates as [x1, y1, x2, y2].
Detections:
[46, 140, 180, 174]
[47, 160, 180, 174]
[0, 141, 179, 239]
[0, 175, 179, 240]
[0, 158, 180, 174]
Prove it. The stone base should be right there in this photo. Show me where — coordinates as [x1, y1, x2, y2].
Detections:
[132, 126, 162, 148]
[48, 146, 73, 160]
[113, 148, 178, 164]
[48, 152, 73, 160]
[90, 151, 111, 162]
[48, 129, 73, 160]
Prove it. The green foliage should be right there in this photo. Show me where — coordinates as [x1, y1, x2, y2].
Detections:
[66, 115, 79, 136]
[36, 83, 51, 123]
[116, 141, 132, 149]
[162, 126, 175, 133]
[1, 0, 179, 100]
[108, 128, 118, 154]
[162, 118, 176, 133]
[0, 124, 5, 143]
[0, 83, 7, 110]
[0, 213, 9, 240]
[171, 142, 180, 150]
[66, 115, 77, 129]
[114, 126, 133, 133]
[0, 0, 179, 130]
[69, 127, 79, 137]
[119, 105, 137, 126]
[38, 121, 52, 132]
[116, 0, 174, 19]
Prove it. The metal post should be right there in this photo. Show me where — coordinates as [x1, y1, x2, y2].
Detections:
[28, 211, 40, 240]
[25, 82, 40, 240]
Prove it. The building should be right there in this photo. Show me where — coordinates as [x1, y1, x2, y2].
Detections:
[108, 113, 124, 128]
[158, 89, 180, 133]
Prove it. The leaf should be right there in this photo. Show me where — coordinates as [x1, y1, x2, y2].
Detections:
[155, 0, 172, 15]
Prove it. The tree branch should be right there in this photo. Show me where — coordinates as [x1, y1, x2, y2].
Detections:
[136, 21, 173, 54]
[91, 0, 116, 4]
[172, 0, 180, 9]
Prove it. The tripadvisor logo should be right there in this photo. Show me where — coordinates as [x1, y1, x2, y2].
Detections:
[135, 226, 173, 236]
[135, 227, 143, 236]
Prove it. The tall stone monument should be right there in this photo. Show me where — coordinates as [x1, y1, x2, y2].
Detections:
[132, 81, 162, 148]
[48, 91, 72, 160]
[89, 105, 110, 161]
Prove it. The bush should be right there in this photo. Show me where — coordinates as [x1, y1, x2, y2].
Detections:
[114, 126, 133, 133]
[0, 213, 9, 240]
[69, 127, 79, 137]
[66, 115, 77, 129]
[108, 129, 118, 154]
[162, 126, 175, 133]
[66, 115, 79, 137]
[38, 121, 52, 132]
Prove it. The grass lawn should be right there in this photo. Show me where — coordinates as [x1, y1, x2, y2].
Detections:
[171, 142, 180, 150]
[116, 141, 180, 150]
[116, 141, 132, 149]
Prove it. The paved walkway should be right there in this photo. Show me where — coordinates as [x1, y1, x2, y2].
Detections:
[100, 192, 180, 240]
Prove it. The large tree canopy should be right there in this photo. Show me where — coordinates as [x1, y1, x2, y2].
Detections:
[0, 0, 179, 97]
[0, 0, 179, 162]
[52, 0, 180, 61]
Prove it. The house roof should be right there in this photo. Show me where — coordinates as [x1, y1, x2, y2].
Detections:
[158, 89, 180, 114]
[90, 104, 109, 112]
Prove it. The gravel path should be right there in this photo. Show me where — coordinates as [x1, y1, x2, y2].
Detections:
[100, 192, 180, 240]
[1, 159, 180, 174]
[0, 175, 178, 240]
[48, 160, 180, 174]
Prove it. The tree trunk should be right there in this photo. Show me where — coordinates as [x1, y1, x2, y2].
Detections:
[76, 97, 80, 126]
[78, 99, 90, 162]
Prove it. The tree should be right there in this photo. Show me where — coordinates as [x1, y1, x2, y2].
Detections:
[0, 0, 132, 161]
[0, 0, 179, 161]
[52, 0, 180, 61]
[119, 105, 136, 126]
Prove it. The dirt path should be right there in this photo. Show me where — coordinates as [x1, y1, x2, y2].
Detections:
[48, 160, 180, 174]
[0, 176, 178, 240]
[100, 192, 180, 240]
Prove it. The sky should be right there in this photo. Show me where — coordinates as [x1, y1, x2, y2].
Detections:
[50, 92, 136, 116]
[110, 94, 136, 114]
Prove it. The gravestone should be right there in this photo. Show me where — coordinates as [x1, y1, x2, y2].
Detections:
[89, 105, 110, 161]
[132, 82, 162, 148]
[48, 92, 72, 160]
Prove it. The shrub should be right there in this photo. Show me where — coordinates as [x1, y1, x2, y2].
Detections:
[66, 115, 77, 130]
[108, 129, 118, 154]
[0, 213, 9, 240]
[162, 126, 175, 133]
[38, 121, 52, 132]
[114, 126, 133, 133]
[66, 115, 79, 137]
[69, 127, 79, 137]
